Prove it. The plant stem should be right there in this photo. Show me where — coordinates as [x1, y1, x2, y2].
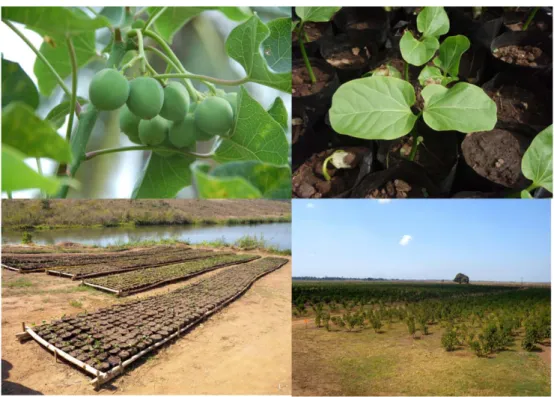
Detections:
[322, 155, 334, 181]
[144, 45, 181, 72]
[135, 29, 147, 74]
[404, 61, 409, 81]
[66, 36, 78, 142]
[7, 192, 13, 199]
[144, 7, 167, 31]
[408, 126, 419, 161]
[3, 20, 72, 98]
[83, 146, 215, 161]
[298, 22, 316, 84]
[522, 7, 539, 31]
[152, 73, 247, 87]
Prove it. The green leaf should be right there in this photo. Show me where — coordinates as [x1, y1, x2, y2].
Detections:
[417, 7, 449, 38]
[329, 76, 418, 140]
[226, 15, 291, 93]
[418, 65, 443, 86]
[436, 35, 470, 77]
[2, 58, 39, 110]
[2, 145, 61, 194]
[45, 97, 89, 129]
[2, 102, 72, 162]
[192, 161, 291, 199]
[371, 64, 402, 79]
[422, 82, 497, 133]
[521, 125, 553, 193]
[99, 7, 125, 26]
[400, 31, 439, 66]
[214, 87, 289, 165]
[267, 97, 288, 130]
[2, 7, 111, 35]
[132, 154, 195, 199]
[219, 7, 253, 21]
[295, 7, 341, 22]
[34, 30, 97, 96]
[263, 18, 292, 74]
[520, 190, 533, 199]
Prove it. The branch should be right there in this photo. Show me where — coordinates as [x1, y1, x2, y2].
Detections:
[83, 145, 215, 161]
[144, 7, 167, 31]
[66, 36, 78, 142]
[153, 73, 248, 87]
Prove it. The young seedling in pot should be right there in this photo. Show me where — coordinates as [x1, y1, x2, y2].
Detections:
[328, 6, 497, 165]
[520, 124, 552, 198]
[293, 7, 342, 83]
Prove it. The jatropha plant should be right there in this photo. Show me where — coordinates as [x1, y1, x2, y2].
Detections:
[329, 7, 497, 162]
[293, 7, 341, 83]
[2, 7, 291, 199]
[520, 125, 552, 198]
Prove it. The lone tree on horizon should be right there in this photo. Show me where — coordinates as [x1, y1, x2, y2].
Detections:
[453, 273, 470, 284]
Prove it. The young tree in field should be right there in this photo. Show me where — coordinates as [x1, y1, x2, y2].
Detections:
[406, 317, 416, 338]
[441, 328, 458, 351]
[322, 312, 331, 332]
[369, 312, 383, 333]
[331, 316, 345, 330]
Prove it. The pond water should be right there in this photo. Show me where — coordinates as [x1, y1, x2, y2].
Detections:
[2, 223, 291, 250]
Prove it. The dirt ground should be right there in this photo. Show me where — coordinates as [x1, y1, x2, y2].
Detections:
[1, 248, 291, 395]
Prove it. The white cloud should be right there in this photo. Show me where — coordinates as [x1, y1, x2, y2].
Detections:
[399, 235, 412, 246]
[306, 203, 315, 209]
[377, 199, 392, 204]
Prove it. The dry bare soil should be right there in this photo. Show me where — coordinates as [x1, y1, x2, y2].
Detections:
[2, 248, 291, 395]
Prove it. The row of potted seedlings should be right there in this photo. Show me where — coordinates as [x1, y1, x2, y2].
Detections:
[292, 6, 552, 198]
[83, 254, 261, 295]
[29, 257, 288, 376]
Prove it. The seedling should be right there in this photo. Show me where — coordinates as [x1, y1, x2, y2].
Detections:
[293, 7, 342, 83]
[330, 7, 497, 160]
[520, 125, 552, 198]
[2, 6, 291, 199]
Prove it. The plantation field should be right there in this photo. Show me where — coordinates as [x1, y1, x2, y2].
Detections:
[2, 247, 292, 394]
[292, 282, 551, 396]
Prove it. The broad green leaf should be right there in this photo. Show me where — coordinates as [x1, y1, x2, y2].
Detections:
[436, 35, 470, 77]
[422, 82, 497, 133]
[214, 87, 289, 165]
[267, 97, 288, 130]
[150, 7, 251, 44]
[400, 31, 439, 66]
[417, 7, 449, 38]
[263, 18, 292, 73]
[34, 28, 97, 96]
[99, 7, 125, 26]
[329, 76, 418, 140]
[45, 97, 89, 129]
[192, 163, 262, 198]
[1, 7, 111, 35]
[192, 161, 291, 199]
[371, 64, 402, 79]
[2, 58, 39, 110]
[132, 153, 195, 199]
[2, 102, 72, 162]
[295, 7, 341, 22]
[226, 15, 291, 93]
[2, 145, 60, 194]
[418, 65, 443, 86]
[521, 125, 553, 193]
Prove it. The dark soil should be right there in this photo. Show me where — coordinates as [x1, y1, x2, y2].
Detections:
[292, 65, 332, 97]
[292, 22, 327, 43]
[324, 47, 369, 69]
[486, 85, 549, 126]
[461, 129, 531, 189]
[366, 179, 417, 198]
[292, 148, 370, 198]
[493, 45, 550, 67]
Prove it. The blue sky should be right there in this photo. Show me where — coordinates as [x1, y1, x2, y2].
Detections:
[293, 200, 551, 282]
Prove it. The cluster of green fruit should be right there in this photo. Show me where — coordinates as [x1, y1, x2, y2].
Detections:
[88, 68, 237, 155]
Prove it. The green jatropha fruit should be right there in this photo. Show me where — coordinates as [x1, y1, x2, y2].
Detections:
[194, 96, 234, 136]
[89, 69, 130, 111]
[119, 105, 142, 144]
[138, 115, 168, 146]
[169, 114, 196, 148]
[160, 82, 190, 121]
[127, 77, 164, 120]
[131, 19, 146, 29]
[223, 92, 238, 116]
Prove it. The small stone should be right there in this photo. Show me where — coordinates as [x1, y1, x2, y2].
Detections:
[394, 179, 412, 192]
[495, 158, 505, 168]
[351, 47, 360, 56]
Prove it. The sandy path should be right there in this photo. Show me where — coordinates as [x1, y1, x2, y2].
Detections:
[1, 254, 291, 395]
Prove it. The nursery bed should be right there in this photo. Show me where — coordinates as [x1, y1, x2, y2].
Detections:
[19, 256, 288, 389]
[45, 249, 226, 280]
[82, 254, 261, 296]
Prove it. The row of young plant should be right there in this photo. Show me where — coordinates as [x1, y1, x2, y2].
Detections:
[295, 287, 550, 357]
[292, 6, 552, 198]
[30, 256, 288, 373]
[2, 7, 291, 199]
[85, 253, 260, 294]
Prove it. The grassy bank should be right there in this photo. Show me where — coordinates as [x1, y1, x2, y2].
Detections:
[2, 199, 291, 230]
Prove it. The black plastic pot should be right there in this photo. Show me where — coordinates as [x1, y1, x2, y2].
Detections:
[502, 7, 553, 33]
[334, 7, 389, 48]
[490, 31, 552, 76]
[292, 58, 340, 127]
[482, 72, 552, 136]
[448, 7, 503, 49]
[458, 45, 488, 85]
[292, 21, 334, 60]
[350, 159, 441, 198]
[320, 34, 376, 83]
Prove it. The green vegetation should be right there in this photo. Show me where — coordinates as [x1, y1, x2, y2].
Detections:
[88, 68, 130, 111]
[69, 299, 83, 308]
